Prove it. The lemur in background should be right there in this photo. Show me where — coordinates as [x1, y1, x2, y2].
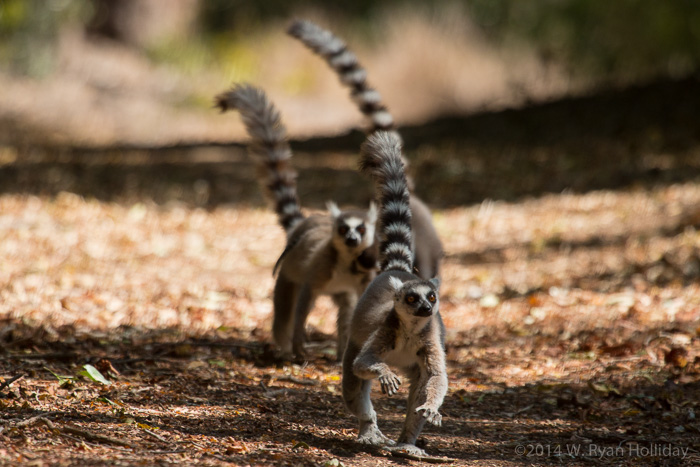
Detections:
[216, 84, 378, 359]
[343, 131, 447, 458]
[288, 19, 444, 280]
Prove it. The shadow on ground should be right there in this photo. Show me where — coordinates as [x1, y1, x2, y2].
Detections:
[1, 318, 698, 465]
[1, 76, 700, 208]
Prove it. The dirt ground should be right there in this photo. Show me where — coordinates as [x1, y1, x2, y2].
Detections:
[0, 174, 699, 465]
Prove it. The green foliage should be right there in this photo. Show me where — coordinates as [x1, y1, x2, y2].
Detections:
[44, 367, 76, 388]
[80, 364, 111, 385]
[0, 0, 89, 76]
[1, 0, 698, 83]
[477, 0, 700, 81]
[143, 22, 263, 107]
[198, 0, 404, 32]
[495, 0, 700, 79]
[195, 0, 700, 83]
[47, 364, 110, 386]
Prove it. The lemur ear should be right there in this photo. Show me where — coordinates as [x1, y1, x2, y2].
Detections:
[326, 201, 341, 218]
[429, 277, 441, 290]
[388, 276, 404, 292]
[367, 201, 378, 224]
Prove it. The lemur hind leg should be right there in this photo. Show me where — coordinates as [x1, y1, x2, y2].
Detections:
[397, 366, 428, 450]
[272, 275, 297, 354]
[342, 343, 395, 446]
[332, 292, 357, 361]
[291, 284, 317, 357]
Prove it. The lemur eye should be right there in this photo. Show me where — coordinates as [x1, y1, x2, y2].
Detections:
[406, 295, 416, 304]
[357, 224, 366, 235]
[338, 225, 349, 235]
[428, 293, 436, 303]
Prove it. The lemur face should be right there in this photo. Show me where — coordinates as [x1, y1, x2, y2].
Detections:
[389, 277, 441, 317]
[402, 286, 438, 316]
[327, 201, 377, 252]
[336, 217, 369, 248]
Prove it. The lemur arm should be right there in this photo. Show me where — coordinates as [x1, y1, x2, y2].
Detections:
[352, 327, 401, 396]
[414, 336, 448, 425]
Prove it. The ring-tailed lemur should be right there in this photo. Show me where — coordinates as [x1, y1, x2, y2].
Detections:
[342, 131, 447, 457]
[288, 19, 444, 280]
[215, 84, 378, 359]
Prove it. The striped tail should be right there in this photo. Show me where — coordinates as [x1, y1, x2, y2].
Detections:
[359, 131, 413, 274]
[287, 19, 395, 135]
[215, 84, 304, 233]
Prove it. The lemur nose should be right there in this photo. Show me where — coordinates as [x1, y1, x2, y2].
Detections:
[345, 236, 359, 247]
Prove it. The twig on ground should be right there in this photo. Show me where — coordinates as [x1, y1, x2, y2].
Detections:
[38, 418, 134, 448]
[0, 353, 78, 361]
[15, 412, 62, 428]
[61, 425, 134, 448]
[143, 428, 169, 444]
[113, 357, 178, 365]
[388, 449, 455, 464]
[185, 340, 260, 350]
[361, 444, 456, 464]
[263, 388, 287, 398]
[146, 449, 188, 455]
[59, 432, 99, 447]
[0, 374, 24, 393]
[276, 375, 320, 386]
[509, 404, 535, 418]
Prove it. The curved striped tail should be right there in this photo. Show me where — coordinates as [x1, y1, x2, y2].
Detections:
[288, 19, 395, 135]
[215, 84, 304, 233]
[359, 131, 413, 274]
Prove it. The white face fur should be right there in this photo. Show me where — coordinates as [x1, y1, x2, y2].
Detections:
[389, 277, 440, 318]
[327, 201, 377, 253]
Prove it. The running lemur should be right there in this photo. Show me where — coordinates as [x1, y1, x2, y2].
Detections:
[288, 19, 444, 280]
[343, 131, 447, 457]
[215, 84, 378, 358]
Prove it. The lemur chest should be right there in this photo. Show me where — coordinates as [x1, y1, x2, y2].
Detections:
[321, 266, 364, 295]
[384, 333, 423, 369]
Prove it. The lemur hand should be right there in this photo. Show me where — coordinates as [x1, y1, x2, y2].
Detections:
[378, 372, 401, 396]
[416, 404, 442, 426]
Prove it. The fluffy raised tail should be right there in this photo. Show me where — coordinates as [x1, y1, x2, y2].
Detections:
[288, 19, 394, 134]
[215, 84, 304, 232]
[359, 131, 413, 274]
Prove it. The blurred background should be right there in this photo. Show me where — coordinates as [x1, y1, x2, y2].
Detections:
[1, 0, 700, 207]
[1, 0, 699, 145]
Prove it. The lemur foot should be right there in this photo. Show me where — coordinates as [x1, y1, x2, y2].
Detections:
[388, 443, 427, 457]
[385, 443, 452, 463]
[357, 423, 395, 447]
